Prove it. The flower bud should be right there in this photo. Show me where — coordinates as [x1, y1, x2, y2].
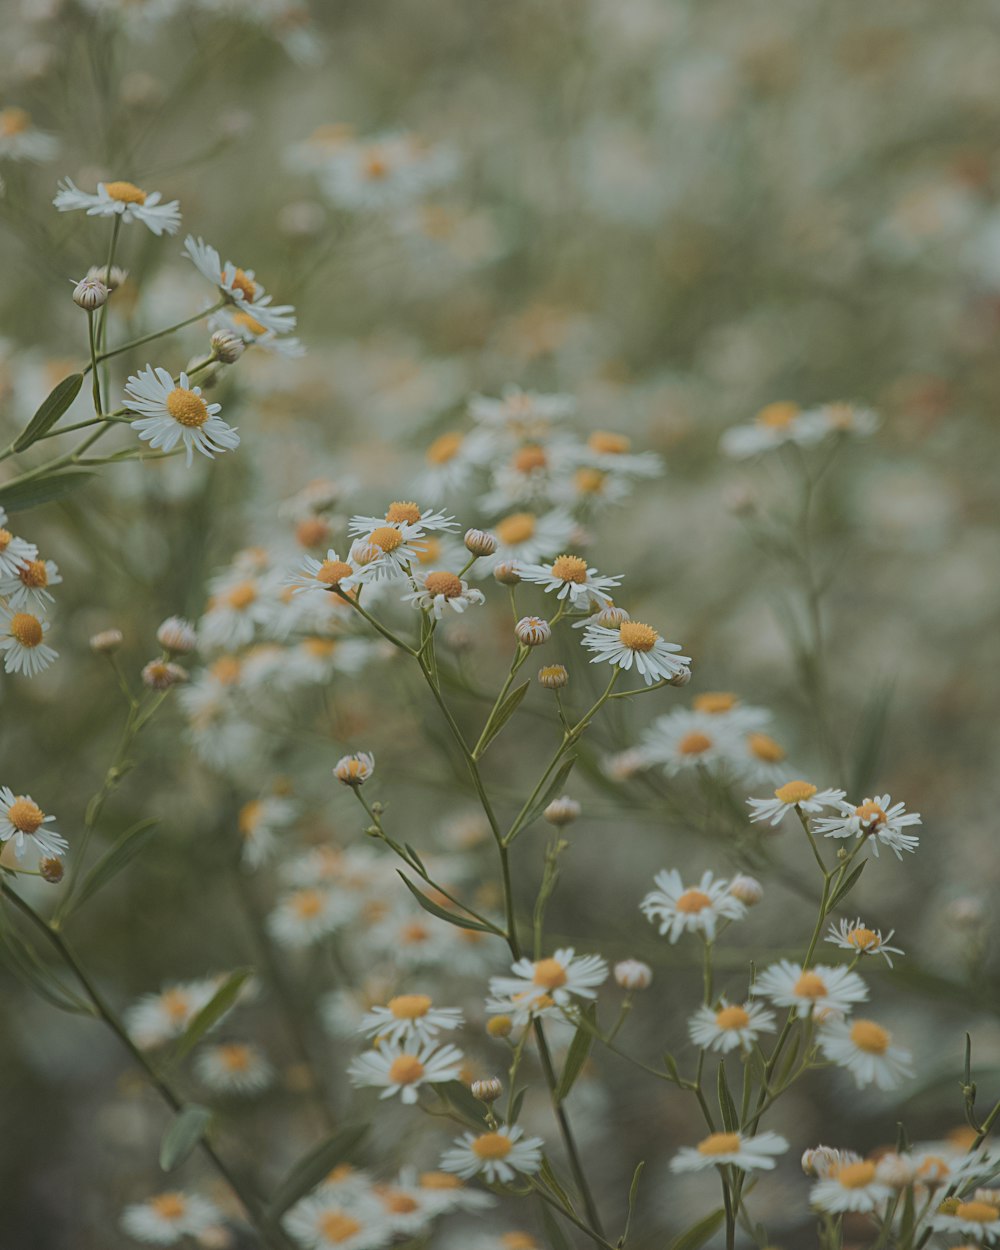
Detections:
[538, 664, 568, 690]
[729, 874, 764, 906]
[334, 752, 375, 786]
[544, 796, 580, 826]
[486, 1015, 512, 1039]
[594, 605, 630, 628]
[40, 856, 64, 884]
[801, 1146, 849, 1179]
[515, 616, 550, 647]
[614, 959, 652, 990]
[211, 329, 246, 364]
[90, 628, 124, 654]
[493, 561, 521, 586]
[142, 659, 189, 690]
[472, 1077, 503, 1103]
[668, 666, 692, 687]
[73, 276, 109, 310]
[464, 528, 497, 557]
[86, 264, 128, 290]
[156, 616, 197, 655]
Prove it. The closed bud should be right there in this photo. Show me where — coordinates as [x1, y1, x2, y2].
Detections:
[211, 329, 246, 364]
[40, 856, 64, 883]
[464, 528, 497, 557]
[493, 561, 521, 586]
[486, 1015, 512, 1039]
[669, 666, 692, 687]
[594, 605, 630, 628]
[472, 1077, 503, 1103]
[729, 874, 764, 906]
[538, 664, 568, 690]
[90, 628, 123, 654]
[515, 615, 550, 647]
[614, 959, 653, 990]
[141, 659, 189, 690]
[544, 796, 580, 826]
[801, 1146, 849, 1179]
[156, 616, 197, 655]
[72, 276, 109, 310]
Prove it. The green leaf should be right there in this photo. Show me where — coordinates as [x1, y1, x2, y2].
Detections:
[71, 819, 159, 912]
[849, 679, 894, 796]
[0, 468, 96, 513]
[438, 1079, 486, 1126]
[12, 373, 84, 452]
[0, 928, 93, 1015]
[538, 1200, 573, 1250]
[159, 1104, 212, 1171]
[538, 1157, 574, 1211]
[517, 755, 578, 835]
[267, 1124, 370, 1218]
[717, 1060, 739, 1131]
[556, 1009, 595, 1102]
[171, 968, 253, 1063]
[507, 1086, 527, 1125]
[395, 872, 496, 933]
[669, 1207, 726, 1250]
[829, 860, 867, 910]
[476, 681, 530, 756]
[621, 1160, 645, 1246]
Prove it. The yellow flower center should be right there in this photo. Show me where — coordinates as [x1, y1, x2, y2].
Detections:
[210, 656, 241, 684]
[587, 431, 631, 454]
[7, 797, 44, 834]
[676, 889, 712, 913]
[165, 387, 210, 429]
[317, 559, 353, 586]
[855, 800, 887, 827]
[471, 1132, 513, 1160]
[104, 180, 147, 204]
[227, 267, 257, 300]
[385, 501, 422, 524]
[226, 581, 257, 609]
[401, 922, 429, 944]
[550, 554, 589, 584]
[426, 432, 463, 464]
[618, 621, 658, 651]
[755, 401, 800, 429]
[837, 1161, 876, 1189]
[747, 732, 785, 763]
[149, 1193, 187, 1220]
[364, 152, 389, 180]
[384, 1193, 419, 1214]
[423, 571, 463, 598]
[496, 512, 536, 545]
[388, 1054, 425, 1085]
[715, 1005, 751, 1030]
[502, 1235, 540, 1250]
[697, 1132, 741, 1156]
[388, 994, 432, 1020]
[17, 559, 48, 589]
[369, 526, 405, 553]
[291, 889, 325, 919]
[233, 311, 267, 336]
[420, 1171, 461, 1190]
[296, 517, 330, 548]
[9, 613, 43, 647]
[955, 1201, 999, 1224]
[513, 444, 547, 473]
[575, 467, 606, 494]
[237, 800, 261, 836]
[692, 692, 738, 713]
[0, 107, 31, 136]
[678, 731, 713, 756]
[319, 1212, 363, 1243]
[775, 780, 817, 805]
[849, 1019, 890, 1054]
[0, 528, 11, 551]
[793, 971, 827, 999]
[846, 927, 880, 952]
[412, 537, 440, 565]
[162, 989, 191, 1021]
[533, 958, 568, 989]
[217, 1043, 252, 1071]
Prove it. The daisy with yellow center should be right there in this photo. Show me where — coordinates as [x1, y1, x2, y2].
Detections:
[198, 568, 270, 652]
[194, 1040, 274, 1095]
[0, 508, 38, 577]
[800, 401, 880, 440]
[183, 235, 297, 336]
[121, 1190, 223, 1243]
[479, 507, 576, 574]
[0, 607, 58, 676]
[402, 570, 485, 618]
[123, 977, 226, 1050]
[334, 752, 375, 786]
[810, 1160, 894, 1213]
[641, 869, 747, 943]
[283, 1191, 393, 1250]
[488, 948, 608, 1012]
[357, 995, 464, 1046]
[818, 1016, 914, 1089]
[0, 785, 67, 859]
[747, 780, 846, 827]
[236, 794, 297, 869]
[123, 366, 239, 466]
[0, 107, 57, 162]
[440, 1124, 544, 1184]
[750, 960, 868, 1017]
[518, 552, 622, 608]
[289, 547, 360, 595]
[637, 708, 734, 774]
[813, 792, 921, 859]
[670, 1130, 789, 1174]
[931, 1200, 1000, 1237]
[581, 617, 691, 686]
[825, 917, 904, 967]
[469, 387, 575, 433]
[720, 399, 826, 459]
[347, 1038, 464, 1104]
[688, 998, 777, 1053]
[267, 885, 343, 950]
[54, 178, 181, 234]
[349, 502, 458, 539]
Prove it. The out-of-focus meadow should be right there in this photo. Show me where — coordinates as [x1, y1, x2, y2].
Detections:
[2, 2, 1000, 1249]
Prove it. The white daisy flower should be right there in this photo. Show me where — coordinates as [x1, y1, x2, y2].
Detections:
[288, 550, 358, 595]
[476, 508, 577, 574]
[0, 556, 61, 610]
[670, 1130, 789, 1174]
[572, 430, 663, 478]
[638, 709, 739, 775]
[121, 1191, 223, 1245]
[198, 571, 272, 652]
[825, 919, 904, 967]
[374, 1177, 438, 1237]
[812, 794, 921, 859]
[348, 501, 459, 538]
[0, 608, 58, 676]
[194, 1041, 274, 1095]
[800, 401, 880, 440]
[237, 795, 297, 868]
[818, 1017, 914, 1090]
[319, 132, 457, 211]
[810, 1160, 894, 1213]
[209, 307, 305, 355]
[123, 366, 240, 465]
[0, 108, 58, 163]
[0, 509, 38, 577]
[54, 178, 181, 235]
[0, 786, 68, 859]
[640, 869, 747, 943]
[402, 570, 485, 618]
[124, 977, 229, 1050]
[268, 887, 345, 949]
[746, 781, 846, 827]
[440, 1125, 544, 1185]
[489, 948, 608, 1011]
[346, 525, 428, 585]
[357, 995, 464, 1046]
[284, 1192, 392, 1250]
[719, 401, 827, 459]
[334, 752, 375, 786]
[736, 729, 791, 785]
[517, 554, 622, 608]
[183, 235, 297, 335]
[582, 619, 691, 686]
[469, 388, 575, 435]
[929, 1198, 1000, 1238]
[413, 1170, 496, 1213]
[688, 999, 777, 1053]
[347, 1038, 464, 1104]
[416, 429, 491, 502]
[484, 987, 563, 1030]
[750, 961, 868, 1018]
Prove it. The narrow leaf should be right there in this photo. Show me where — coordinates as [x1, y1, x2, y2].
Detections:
[829, 860, 867, 910]
[477, 681, 530, 756]
[396, 872, 496, 933]
[160, 1104, 212, 1171]
[669, 1207, 726, 1250]
[556, 1010, 595, 1102]
[0, 468, 95, 512]
[0, 929, 92, 1015]
[538, 1157, 574, 1210]
[267, 1124, 370, 1218]
[621, 1160, 645, 1246]
[13, 373, 84, 452]
[71, 819, 159, 912]
[171, 968, 253, 1063]
[717, 1060, 738, 1131]
[439, 1079, 486, 1126]
[508, 1086, 527, 1125]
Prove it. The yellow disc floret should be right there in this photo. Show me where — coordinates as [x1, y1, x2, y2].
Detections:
[550, 554, 589, 583]
[472, 1132, 513, 1160]
[775, 780, 817, 805]
[676, 889, 712, 913]
[715, 1005, 751, 1031]
[166, 387, 210, 429]
[618, 621, 658, 651]
[496, 512, 536, 546]
[532, 958, 568, 989]
[850, 1019, 890, 1054]
[697, 1132, 741, 1156]
[423, 571, 463, 598]
[9, 613, 43, 648]
[388, 994, 432, 1020]
[385, 501, 422, 525]
[7, 797, 45, 834]
[104, 180, 147, 205]
[369, 526, 405, 553]
[388, 1055, 425, 1085]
